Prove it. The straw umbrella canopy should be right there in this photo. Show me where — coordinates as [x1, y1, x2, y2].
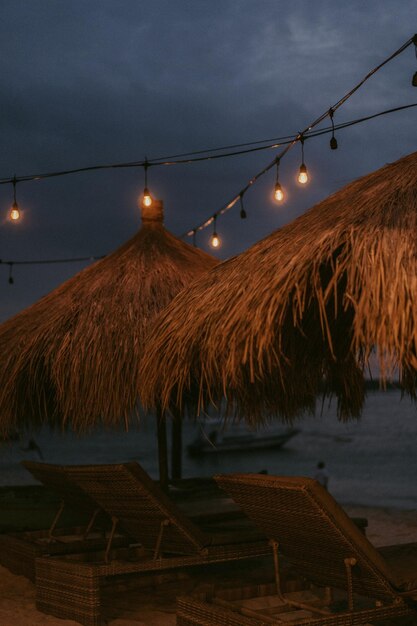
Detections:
[0, 200, 217, 482]
[140, 151, 417, 424]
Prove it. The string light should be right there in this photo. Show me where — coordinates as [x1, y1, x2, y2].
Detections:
[297, 137, 309, 185]
[0, 255, 105, 285]
[413, 34, 417, 86]
[239, 194, 247, 219]
[210, 216, 220, 248]
[182, 36, 416, 239]
[0, 35, 415, 253]
[142, 159, 153, 208]
[329, 109, 338, 150]
[9, 177, 21, 222]
[274, 158, 284, 202]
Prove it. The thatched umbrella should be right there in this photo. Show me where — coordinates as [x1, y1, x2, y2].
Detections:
[0, 200, 217, 486]
[140, 151, 417, 424]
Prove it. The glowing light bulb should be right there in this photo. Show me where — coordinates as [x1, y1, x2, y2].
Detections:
[274, 182, 284, 202]
[143, 187, 152, 207]
[211, 232, 220, 248]
[298, 163, 308, 185]
[9, 202, 20, 221]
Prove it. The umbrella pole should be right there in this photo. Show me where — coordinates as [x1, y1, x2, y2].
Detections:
[171, 408, 182, 480]
[156, 406, 169, 492]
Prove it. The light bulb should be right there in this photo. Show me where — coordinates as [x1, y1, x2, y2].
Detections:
[211, 232, 220, 248]
[298, 163, 308, 185]
[274, 182, 284, 202]
[143, 187, 152, 207]
[9, 202, 20, 221]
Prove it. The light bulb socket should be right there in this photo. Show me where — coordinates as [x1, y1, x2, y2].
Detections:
[299, 163, 307, 174]
[412, 71, 417, 87]
[330, 136, 338, 150]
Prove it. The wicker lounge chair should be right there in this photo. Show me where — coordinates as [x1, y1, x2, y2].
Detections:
[35, 462, 270, 626]
[177, 474, 417, 625]
[0, 461, 128, 580]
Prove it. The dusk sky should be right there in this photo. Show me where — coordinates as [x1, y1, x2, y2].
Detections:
[0, 1, 416, 321]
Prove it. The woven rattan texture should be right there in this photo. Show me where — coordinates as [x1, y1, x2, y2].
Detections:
[0, 529, 129, 581]
[35, 542, 270, 625]
[215, 474, 404, 602]
[67, 462, 207, 554]
[177, 592, 413, 626]
[34, 463, 270, 625]
[22, 461, 100, 515]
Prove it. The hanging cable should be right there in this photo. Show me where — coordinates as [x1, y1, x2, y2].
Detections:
[329, 108, 338, 150]
[0, 34, 414, 257]
[142, 159, 153, 207]
[239, 194, 247, 219]
[183, 34, 417, 239]
[0, 103, 415, 190]
[9, 176, 21, 222]
[297, 136, 309, 185]
[412, 33, 417, 85]
[274, 157, 284, 203]
[0, 102, 415, 274]
[210, 216, 220, 248]
[8, 263, 14, 285]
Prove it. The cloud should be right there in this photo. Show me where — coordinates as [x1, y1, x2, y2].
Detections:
[0, 0, 416, 320]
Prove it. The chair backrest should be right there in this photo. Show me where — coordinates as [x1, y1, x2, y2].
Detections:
[215, 473, 399, 601]
[22, 460, 98, 515]
[67, 462, 209, 554]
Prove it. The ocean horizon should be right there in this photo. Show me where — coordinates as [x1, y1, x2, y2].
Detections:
[1, 389, 416, 511]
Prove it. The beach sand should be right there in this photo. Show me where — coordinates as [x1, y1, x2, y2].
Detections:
[0, 504, 416, 625]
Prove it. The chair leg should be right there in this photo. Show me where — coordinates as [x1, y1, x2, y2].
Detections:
[104, 516, 118, 563]
[83, 508, 101, 540]
[269, 540, 334, 617]
[47, 500, 65, 541]
[344, 557, 357, 611]
[153, 519, 170, 559]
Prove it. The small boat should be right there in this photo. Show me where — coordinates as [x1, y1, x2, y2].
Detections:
[187, 422, 300, 456]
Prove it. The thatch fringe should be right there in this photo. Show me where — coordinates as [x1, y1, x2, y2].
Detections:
[0, 221, 217, 436]
[140, 151, 417, 423]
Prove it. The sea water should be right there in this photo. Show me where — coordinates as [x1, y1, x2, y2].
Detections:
[1, 390, 416, 511]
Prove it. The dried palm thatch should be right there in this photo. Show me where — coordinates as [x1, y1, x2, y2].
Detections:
[140, 151, 417, 423]
[0, 201, 217, 436]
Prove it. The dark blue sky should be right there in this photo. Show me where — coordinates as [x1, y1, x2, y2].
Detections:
[0, 1, 416, 321]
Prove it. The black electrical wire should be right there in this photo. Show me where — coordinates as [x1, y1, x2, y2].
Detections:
[182, 34, 416, 238]
[0, 34, 415, 270]
[0, 255, 105, 266]
[1, 100, 416, 272]
[1, 101, 416, 272]
[0, 30, 415, 187]
[182, 103, 417, 237]
[0, 101, 416, 189]
[0, 34, 413, 187]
